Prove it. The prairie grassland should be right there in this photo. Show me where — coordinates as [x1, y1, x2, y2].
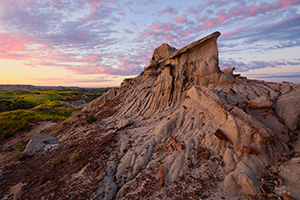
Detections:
[0, 88, 109, 142]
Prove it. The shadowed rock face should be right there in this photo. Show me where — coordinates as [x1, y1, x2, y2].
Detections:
[1, 32, 300, 200]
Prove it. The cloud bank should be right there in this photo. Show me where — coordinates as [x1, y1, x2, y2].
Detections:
[0, 0, 299, 84]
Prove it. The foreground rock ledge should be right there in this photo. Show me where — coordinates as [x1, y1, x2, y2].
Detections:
[1, 32, 300, 200]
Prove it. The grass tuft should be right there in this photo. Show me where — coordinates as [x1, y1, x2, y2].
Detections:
[86, 114, 97, 124]
[70, 153, 79, 163]
[47, 155, 64, 166]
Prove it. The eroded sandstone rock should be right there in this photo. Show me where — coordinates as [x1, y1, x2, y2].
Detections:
[46, 32, 300, 199]
[24, 134, 59, 155]
[224, 171, 260, 195]
[2, 32, 300, 200]
[150, 43, 177, 65]
[117, 118, 134, 129]
[248, 96, 273, 109]
[275, 91, 300, 131]
[10, 183, 25, 200]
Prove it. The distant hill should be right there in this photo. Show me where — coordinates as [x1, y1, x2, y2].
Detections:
[0, 84, 80, 89]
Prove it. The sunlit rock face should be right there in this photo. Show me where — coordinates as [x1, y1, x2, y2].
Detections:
[2, 32, 300, 200]
[150, 43, 177, 65]
[86, 32, 235, 112]
[78, 32, 300, 199]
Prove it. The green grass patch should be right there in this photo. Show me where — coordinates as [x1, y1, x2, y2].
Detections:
[85, 114, 97, 124]
[47, 155, 64, 166]
[0, 107, 77, 142]
[0, 87, 110, 142]
[70, 153, 79, 163]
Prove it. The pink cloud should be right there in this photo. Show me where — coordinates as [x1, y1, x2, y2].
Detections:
[247, 6, 260, 17]
[0, 33, 33, 59]
[150, 22, 173, 32]
[229, 8, 242, 16]
[193, 0, 299, 31]
[207, 22, 213, 27]
[263, 4, 269, 10]
[163, 24, 172, 32]
[244, 0, 300, 17]
[145, 30, 155, 36]
[1, 0, 299, 83]
[23, 63, 37, 68]
[165, 35, 172, 41]
[27, 76, 113, 84]
[218, 13, 227, 24]
[223, 28, 245, 37]
[160, 5, 178, 15]
[151, 23, 162, 30]
[23, 0, 34, 7]
[172, 14, 187, 24]
[140, 56, 148, 62]
[0, 33, 30, 52]
[84, 0, 101, 12]
[202, 22, 213, 29]
[183, 31, 191, 38]
[280, 0, 292, 7]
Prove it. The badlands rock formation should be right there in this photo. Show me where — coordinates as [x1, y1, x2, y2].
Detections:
[1, 32, 300, 200]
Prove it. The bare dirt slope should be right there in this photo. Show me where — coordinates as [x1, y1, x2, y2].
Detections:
[1, 32, 300, 200]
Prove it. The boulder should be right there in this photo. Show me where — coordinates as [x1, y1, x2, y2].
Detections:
[224, 171, 260, 195]
[275, 93, 300, 131]
[222, 67, 235, 75]
[214, 129, 229, 142]
[282, 193, 296, 200]
[11, 183, 25, 200]
[117, 118, 134, 129]
[24, 134, 59, 155]
[150, 43, 177, 65]
[248, 96, 273, 109]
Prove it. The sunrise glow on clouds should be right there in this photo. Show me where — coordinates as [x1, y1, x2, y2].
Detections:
[0, 0, 299, 87]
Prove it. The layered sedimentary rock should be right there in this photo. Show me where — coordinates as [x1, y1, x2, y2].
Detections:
[1, 32, 300, 200]
[84, 31, 234, 112]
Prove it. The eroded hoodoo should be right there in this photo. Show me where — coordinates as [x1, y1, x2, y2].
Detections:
[5, 32, 299, 200]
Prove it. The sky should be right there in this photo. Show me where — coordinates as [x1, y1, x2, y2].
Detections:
[0, 0, 300, 87]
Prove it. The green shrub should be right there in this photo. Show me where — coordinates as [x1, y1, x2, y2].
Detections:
[11, 99, 36, 110]
[86, 114, 97, 124]
[70, 153, 79, 163]
[47, 155, 64, 166]
[41, 100, 64, 108]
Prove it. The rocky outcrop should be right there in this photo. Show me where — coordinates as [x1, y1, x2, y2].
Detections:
[72, 32, 300, 199]
[145, 31, 234, 106]
[248, 96, 273, 109]
[10, 183, 25, 200]
[150, 43, 177, 65]
[24, 134, 59, 155]
[1, 32, 300, 200]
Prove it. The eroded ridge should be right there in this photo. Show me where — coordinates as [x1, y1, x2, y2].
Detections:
[1, 32, 300, 200]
